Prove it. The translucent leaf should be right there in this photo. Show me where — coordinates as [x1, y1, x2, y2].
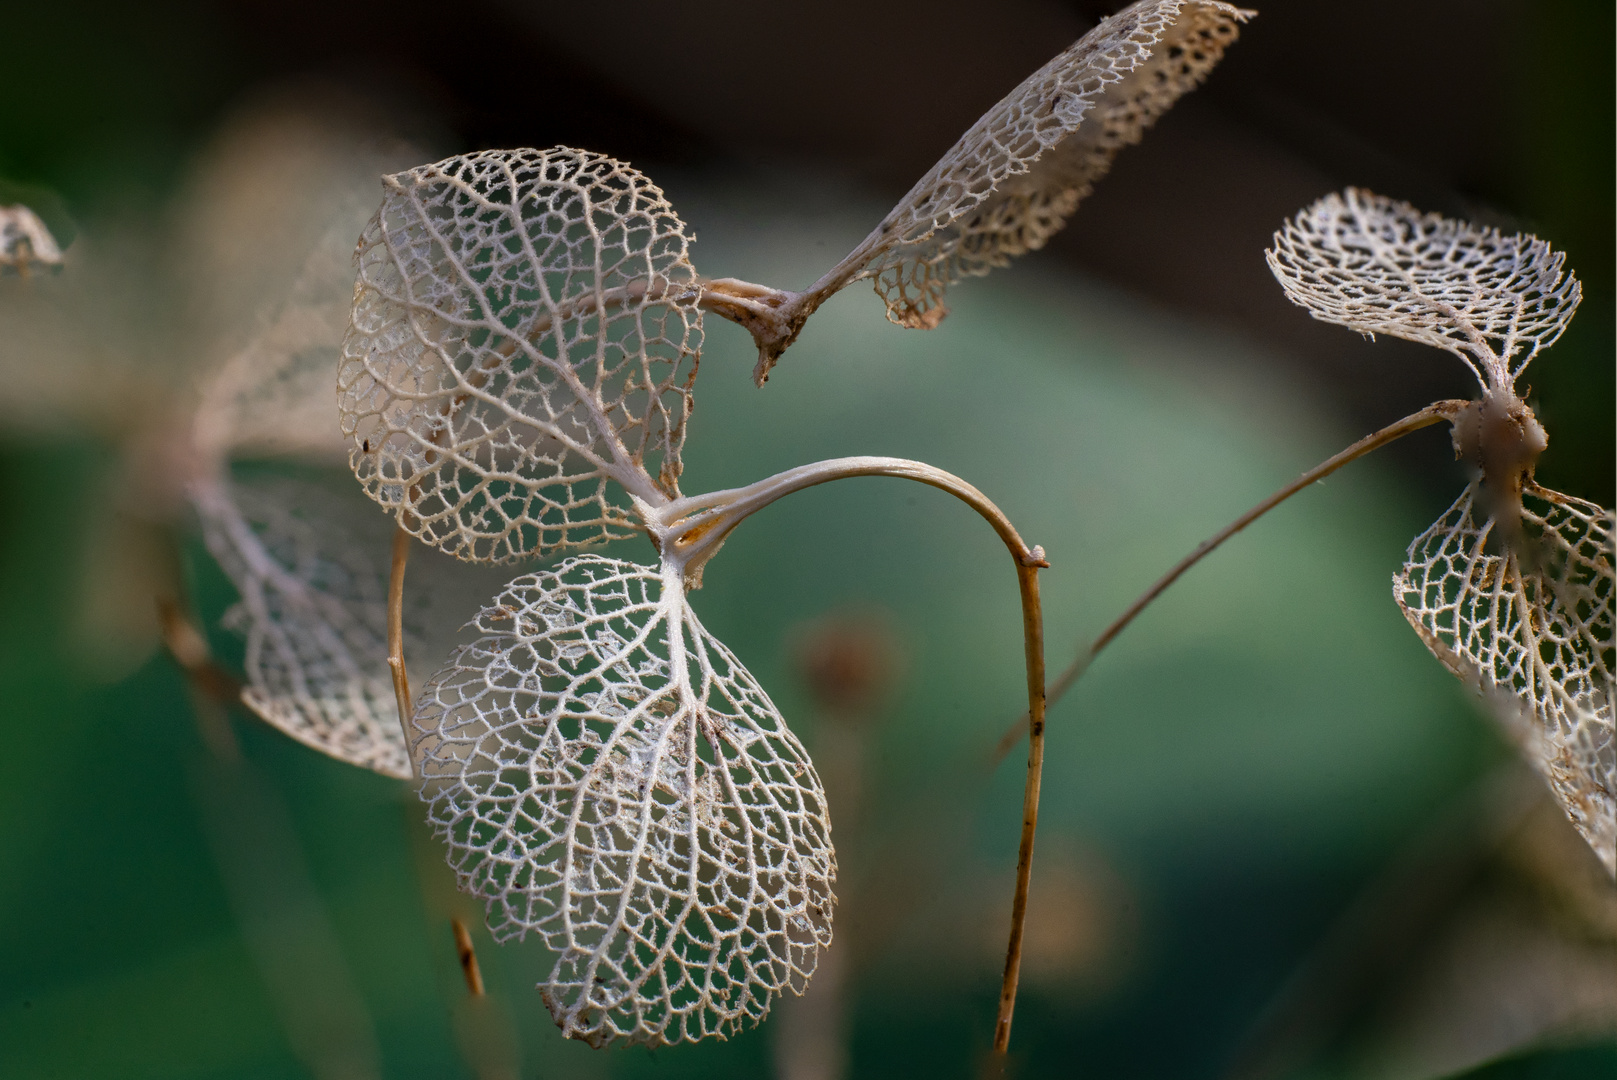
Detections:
[1394, 483, 1615, 875]
[193, 214, 370, 463]
[193, 476, 413, 780]
[338, 148, 702, 562]
[0, 204, 64, 275]
[859, 0, 1250, 331]
[413, 555, 835, 1046]
[1267, 189, 1582, 391]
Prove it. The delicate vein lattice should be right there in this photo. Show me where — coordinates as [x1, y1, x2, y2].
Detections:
[0, 204, 63, 275]
[862, 0, 1249, 329]
[339, 148, 701, 562]
[1394, 483, 1615, 875]
[1267, 189, 1582, 390]
[413, 556, 835, 1045]
[194, 476, 413, 780]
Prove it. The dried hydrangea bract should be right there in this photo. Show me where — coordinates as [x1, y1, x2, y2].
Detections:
[860, 0, 1251, 331]
[339, 148, 702, 563]
[412, 556, 835, 1046]
[193, 215, 370, 463]
[0, 204, 64, 276]
[1266, 188, 1581, 389]
[1394, 486, 1615, 874]
[1268, 189, 1613, 875]
[195, 477, 414, 780]
[725, 0, 1251, 384]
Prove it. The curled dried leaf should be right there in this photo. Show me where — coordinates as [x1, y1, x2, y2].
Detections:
[0, 204, 64, 276]
[1394, 483, 1615, 875]
[413, 555, 835, 1046]
[727, 0, 1250, 385]
[1267, 189, 1582, 391]
[862, 0, 1250, 330]
[339, 148, 701, 562]
[194, 476, 413, 779]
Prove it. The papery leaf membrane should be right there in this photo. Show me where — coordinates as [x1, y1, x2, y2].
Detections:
[863, 0, 1249, 328]
[1394, 483, 1615, 875]
[1267, 189, 1582, 391]
[412, 556, 835, 1046]
[195, 476, 413, 780]
[339, 148, 701, 562]
[195, 215, 366, 463]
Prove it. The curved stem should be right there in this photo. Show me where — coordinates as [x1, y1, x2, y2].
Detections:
[652, 456, 1041, 576]
[991, 398, 1469, 765]
[387, 523, 414, 776]
[647, 455, 1048, 1055]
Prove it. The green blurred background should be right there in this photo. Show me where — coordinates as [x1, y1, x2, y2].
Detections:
[1, 2, 1612, 1078]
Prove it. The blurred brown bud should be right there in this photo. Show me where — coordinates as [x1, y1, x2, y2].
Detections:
[791, 609, 903, 719]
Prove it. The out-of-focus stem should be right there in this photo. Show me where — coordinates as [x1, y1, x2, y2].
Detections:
[991, 398, 1470, 766]
[452, 916, 486, 997]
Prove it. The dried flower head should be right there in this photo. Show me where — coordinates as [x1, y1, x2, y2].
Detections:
[338, 148, 701, 562]
[1269, 189, 1613, 875]
[413, 556, 835, 1045]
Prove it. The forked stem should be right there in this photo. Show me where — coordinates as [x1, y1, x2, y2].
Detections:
[991, 398, 1469, 765]
[646, 455, 1049, 1054]
[388, 523, 414, 774]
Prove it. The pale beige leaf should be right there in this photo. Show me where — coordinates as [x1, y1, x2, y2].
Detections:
[413, 555, 835, 1046]
[1267, 189, 1582, 391]
[860, 0, 1250, 330]
[0, 204, 64, 274]
[338, 149, 701, 562]
[194, 476, 413, 779]
[193, 214, 368, 463]
[1394, 483, 1615, 876]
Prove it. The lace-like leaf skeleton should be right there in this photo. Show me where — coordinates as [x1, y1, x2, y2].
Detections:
[1268, 189, 1613, 875]
[713, 0, 1253, 384]
[338, 148, 701, 562]
[413, 555, 835, 1046]
[859, 0, 1251, 332]
[196, 476, 415, 779]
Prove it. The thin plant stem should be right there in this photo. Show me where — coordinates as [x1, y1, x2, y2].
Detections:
[647, 455, 1050, 1055]
[994, 559, 1047, 1055]
[991, 398, 1469, 765]
[388, 522, 413, 771]
[157, 595, 243, 762]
